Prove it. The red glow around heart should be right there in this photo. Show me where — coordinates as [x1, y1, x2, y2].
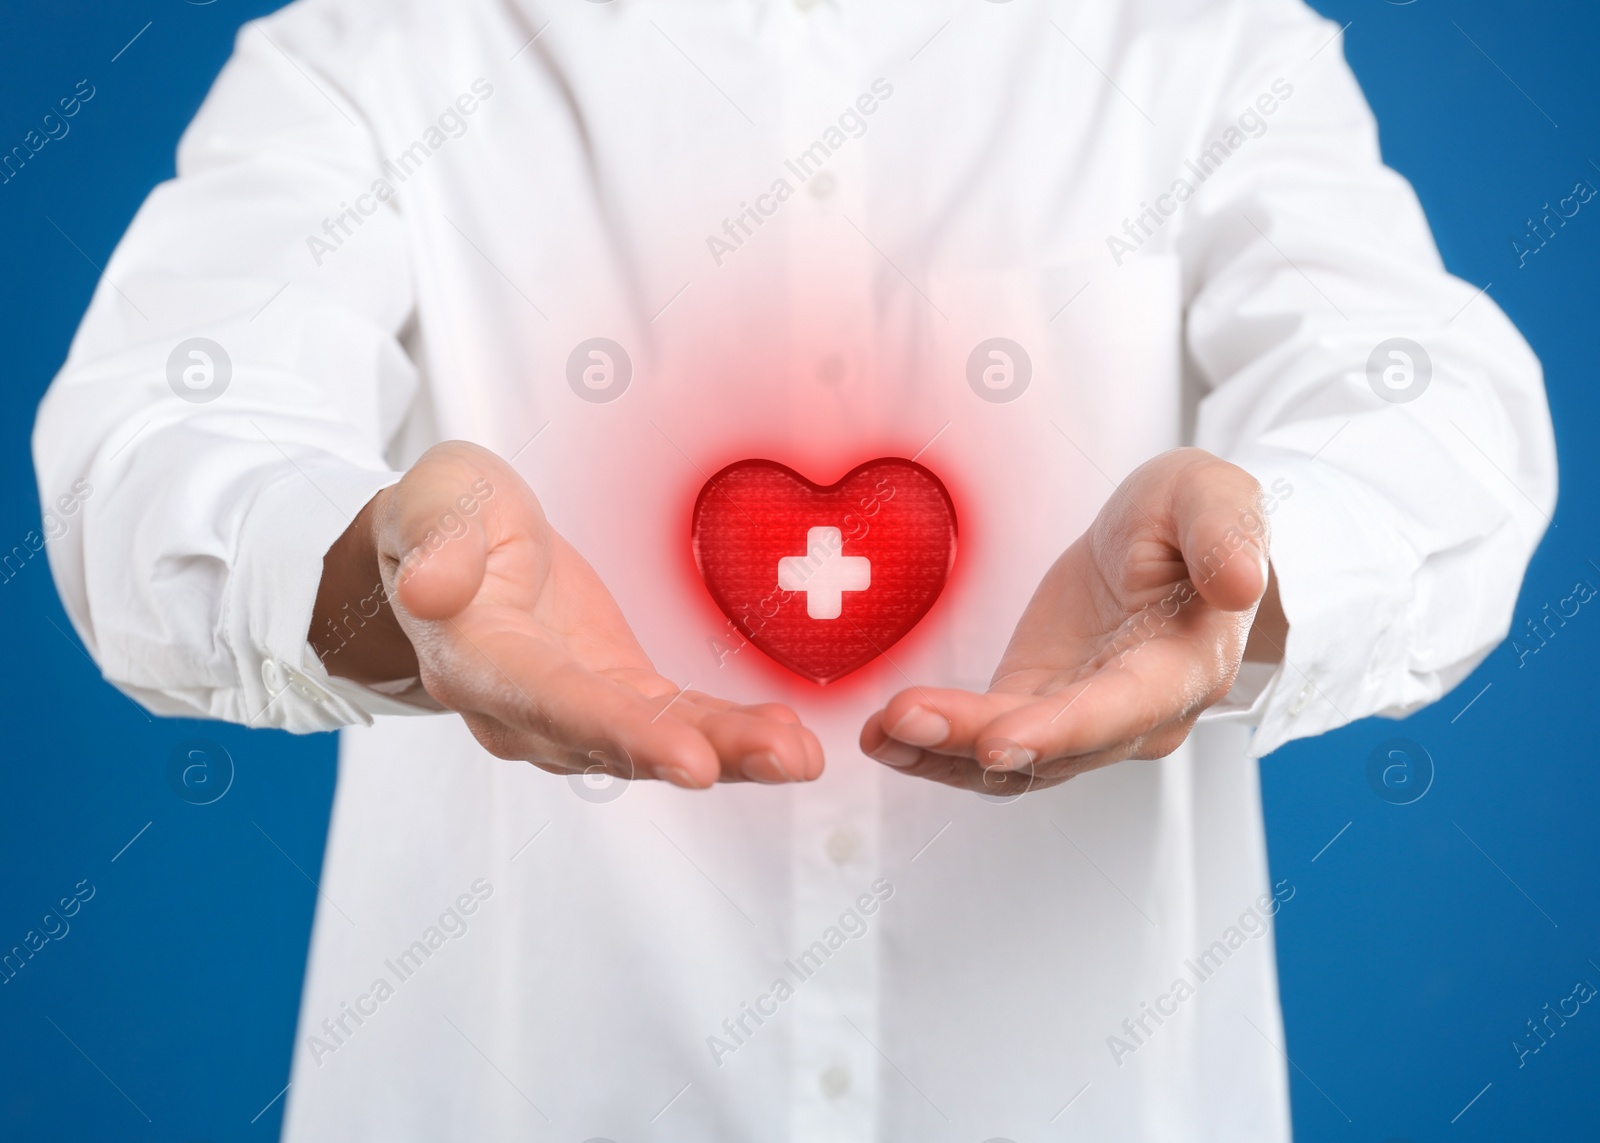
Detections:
[691, 458, 957, 684]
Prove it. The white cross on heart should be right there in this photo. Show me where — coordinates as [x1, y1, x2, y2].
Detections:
[776, 526, 871, 620]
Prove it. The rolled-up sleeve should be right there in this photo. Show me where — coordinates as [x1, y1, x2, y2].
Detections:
[31, 9, 424, 732]
[1183, 1, 1557, 756]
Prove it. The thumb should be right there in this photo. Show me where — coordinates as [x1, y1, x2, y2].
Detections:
[378, 450, 494, 622]
[1172, 457, 1270, 612]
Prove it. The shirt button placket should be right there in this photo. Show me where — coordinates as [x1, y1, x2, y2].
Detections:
[778, 8, 882, 1140]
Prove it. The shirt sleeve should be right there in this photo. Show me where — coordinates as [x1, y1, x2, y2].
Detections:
[1181, 0, 1557, 757]
[31, 7, 429, 733]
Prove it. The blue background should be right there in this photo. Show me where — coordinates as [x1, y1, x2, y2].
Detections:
[1, 1, 1594, 1139]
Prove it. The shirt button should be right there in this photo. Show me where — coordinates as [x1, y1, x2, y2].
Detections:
[825, 827, 859, 865]
[264, 659, 331, 705]
[818, 1064, 850, 1099]
[808, 170, 836, 199]
[1286, 679, 1316, 717]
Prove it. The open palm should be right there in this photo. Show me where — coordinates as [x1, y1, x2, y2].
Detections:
[860, 449, 1276, 794]
[367, 442, 822, 788]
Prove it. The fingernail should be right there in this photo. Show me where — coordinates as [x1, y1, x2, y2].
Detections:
[657, 766, 699, 788]
[870, 739, 922, 768]
[739, 751, 792, 784]
[888, 707, 951, 749]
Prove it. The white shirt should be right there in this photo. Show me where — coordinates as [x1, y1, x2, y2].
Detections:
[33, 0, 1555, 1138]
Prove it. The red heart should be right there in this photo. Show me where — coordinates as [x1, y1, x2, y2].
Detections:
[692, 458, 958, 684]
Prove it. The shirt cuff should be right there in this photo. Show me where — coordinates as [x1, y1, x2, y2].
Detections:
[1216, 452, 1424, 759]
[224, 461, 431, 732]
[1200, 659, 1282, 725]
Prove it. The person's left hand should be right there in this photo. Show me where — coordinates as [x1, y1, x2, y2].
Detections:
[858, 448, 1285, 795]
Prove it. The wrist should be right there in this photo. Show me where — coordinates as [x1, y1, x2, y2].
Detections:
[1242, 563, 1287, 664]
[309, 488, 420, 683]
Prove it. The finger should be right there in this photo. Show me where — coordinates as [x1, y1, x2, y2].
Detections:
[644, 692, 822, 782]
[975, 653, 1213, 767]
[1172, 457, 1270, 612]
[461, 711, 681, 785]
[858, 712, 973, 784]
[448, 632, 827, 788]
[738, 701, 825, 777]
[741, 701, 803, 727]
[868, 686, 1036, 754]
[458, 712, 631, 779]
[867, 699, 1199, 792]
[859, 708, 900, 762]
[669, 693, 806, 728]
[860, 720, 1071, 795]
[777, 705, 827, 778]
[861, 708, 1020, 776]
[985, 711, 1199, 779]
[430, 633, 723, 787]
[465, 681, 820, 787]
[379, 451, 498, 621]
[671, 697, 824, 783]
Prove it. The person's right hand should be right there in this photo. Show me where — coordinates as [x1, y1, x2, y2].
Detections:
[310, 440, 822, 789]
